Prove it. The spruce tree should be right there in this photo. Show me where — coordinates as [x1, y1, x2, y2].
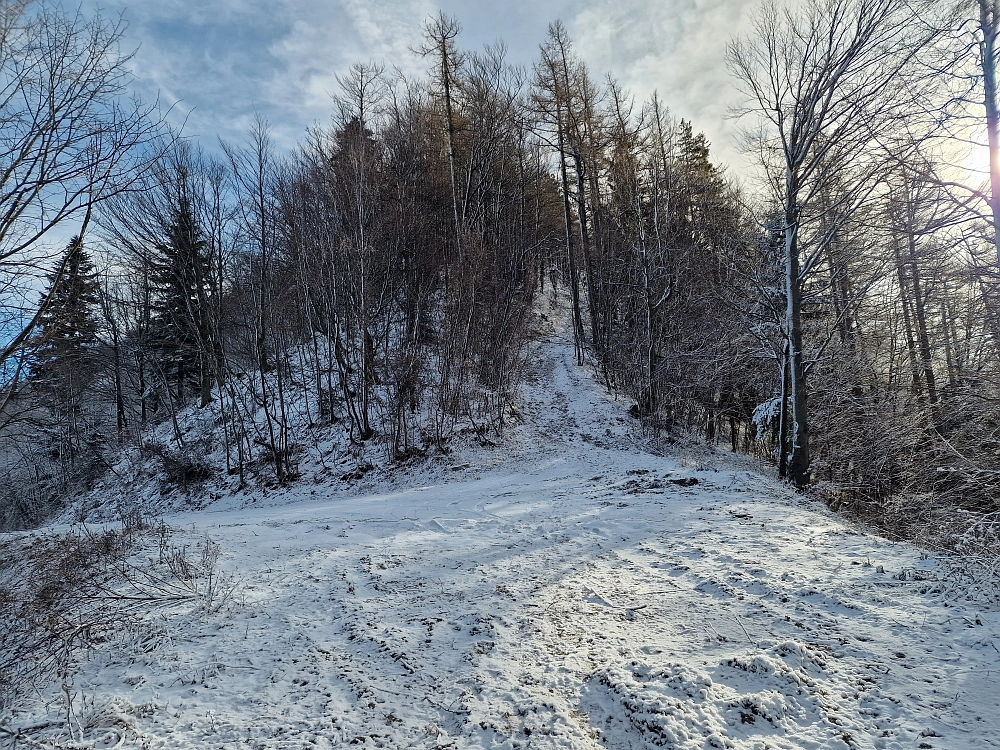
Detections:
[27, 236, 102, 474]
[29, 236, 101, 407]
[149, 192, 216, 406]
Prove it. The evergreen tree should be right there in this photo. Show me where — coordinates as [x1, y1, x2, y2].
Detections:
[27, 235, 103, 477]
[29, 236, 101, 407]
[149, 190, 216, 406]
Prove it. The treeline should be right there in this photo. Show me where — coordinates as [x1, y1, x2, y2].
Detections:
[723, 0, 1000, 534]
[1, 14, 574, 525]
[566, 0, 1000, 534]
[530, 0, 1000, 538]
[4, 0, 1000, 540]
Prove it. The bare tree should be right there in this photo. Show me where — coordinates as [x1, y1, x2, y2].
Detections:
[0, 2, 166, 380]
[224, 116, 295, 480]
[968, 0, 1000, 263]
[419, 12, 465, 258]
[533, 22, 587, 364]
[728, 0, 927, 486]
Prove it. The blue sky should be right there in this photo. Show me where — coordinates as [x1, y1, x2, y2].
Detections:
[104, 0, 757, 171]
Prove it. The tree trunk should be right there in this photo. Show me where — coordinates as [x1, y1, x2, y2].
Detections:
[784, 170, 810, 487]
[440, 35, 463, 258]
[778, 340, 790, 480]
[893, 237, 923, 400]
[556, 111, 584, 364]
[980, 0, 1000, 265]
[572, 150, 599, 351]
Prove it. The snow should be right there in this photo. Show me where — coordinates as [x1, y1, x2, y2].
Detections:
[3, 294, 1000, 749]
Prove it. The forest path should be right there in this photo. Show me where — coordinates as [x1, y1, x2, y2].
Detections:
[7, 291, 1000, 749]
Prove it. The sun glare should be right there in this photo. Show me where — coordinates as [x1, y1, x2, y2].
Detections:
[964, 142, 995, 182]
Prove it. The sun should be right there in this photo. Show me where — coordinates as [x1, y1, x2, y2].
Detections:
[963, 142, 995, 183]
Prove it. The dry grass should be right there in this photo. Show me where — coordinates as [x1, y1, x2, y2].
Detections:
[0, 515, 238, 717]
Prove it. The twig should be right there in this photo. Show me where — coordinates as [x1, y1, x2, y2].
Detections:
[734, 615, 755, 646]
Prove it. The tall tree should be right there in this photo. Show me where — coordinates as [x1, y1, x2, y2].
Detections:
[0, 2, 166, 384]
[534, 22, 587, 364]
[149, 190, 216, 407]
[26, 235, 101, 474]
[420, 13, 465, 258]
[972, 0, 1000, 264]
[28, 237, 100, 406]
[728, 0, 924, 486]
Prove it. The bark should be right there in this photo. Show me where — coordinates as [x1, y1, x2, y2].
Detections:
[556, 109, 585, 364]
[893, 237, 923, 398]
[778, 340, 790, 480]
[573, 150, 600, 351]
[980, 0, 1000, 265]
[784, 168, 810, 488]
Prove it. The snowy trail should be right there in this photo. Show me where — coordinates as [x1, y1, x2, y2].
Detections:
[7, 294, 1000, 749]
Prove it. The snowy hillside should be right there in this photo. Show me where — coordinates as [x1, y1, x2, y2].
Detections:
[3, 296, 999, 750]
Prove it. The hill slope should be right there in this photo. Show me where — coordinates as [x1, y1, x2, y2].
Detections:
[4, 295, 1000, 749]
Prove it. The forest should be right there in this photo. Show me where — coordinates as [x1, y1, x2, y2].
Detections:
[1, 0, 1000, 554]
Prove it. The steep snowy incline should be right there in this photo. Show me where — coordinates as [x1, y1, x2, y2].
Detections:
[5, 294, 1000, 749]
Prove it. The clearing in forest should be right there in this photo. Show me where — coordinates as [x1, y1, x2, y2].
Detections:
[3, 297, 999, 749]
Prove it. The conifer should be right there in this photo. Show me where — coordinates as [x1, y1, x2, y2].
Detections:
[29, 236, 101, 406]
[148, 192, 215, 404]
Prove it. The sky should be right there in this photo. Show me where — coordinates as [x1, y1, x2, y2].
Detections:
[102, 0, 760, 173]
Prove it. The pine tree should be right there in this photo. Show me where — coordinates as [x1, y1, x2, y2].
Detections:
[149, 191, 216, 406]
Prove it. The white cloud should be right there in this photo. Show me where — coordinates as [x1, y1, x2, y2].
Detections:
[262, 0, 435, 135]
[569, 0, 758, 171]
[100, 0, 758, 169]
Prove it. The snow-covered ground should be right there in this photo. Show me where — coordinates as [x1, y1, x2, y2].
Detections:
[4, 296, 1000, 749]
